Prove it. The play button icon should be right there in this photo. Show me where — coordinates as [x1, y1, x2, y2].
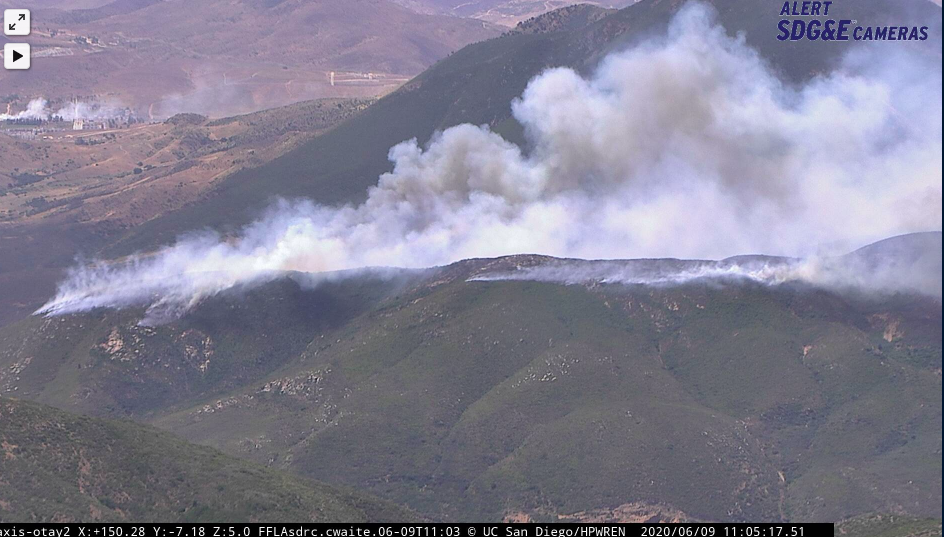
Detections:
[4, 43, 29, 69]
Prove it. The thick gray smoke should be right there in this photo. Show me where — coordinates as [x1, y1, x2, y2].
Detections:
[37, 3, 943, 321]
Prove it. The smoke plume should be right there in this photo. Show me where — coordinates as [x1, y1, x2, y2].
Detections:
[55, 100, 126, 122]
[0, 98, 48, 121]
[0, 97, 126, 121]
[37, 3, 943, 321]
[471, 235, 944, 299]
[154, 76, 257, 119]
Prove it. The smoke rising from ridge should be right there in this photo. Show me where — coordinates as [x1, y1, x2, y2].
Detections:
[470, 240, 943, 299]
[38, 3, 943, 322]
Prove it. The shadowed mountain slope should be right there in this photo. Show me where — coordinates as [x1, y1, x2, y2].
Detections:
[0, 396, 415, 522]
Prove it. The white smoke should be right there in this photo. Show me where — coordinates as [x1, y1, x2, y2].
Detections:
[54, 100, 126, 122]
[37, 3, 943, 321]
[0, 97, 126, 121]
[0, 98, 48, 121]
[470, 248, 943, 299]
[469, 260, 812, 287]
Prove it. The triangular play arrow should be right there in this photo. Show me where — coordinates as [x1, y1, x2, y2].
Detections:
[12, 50, 23, 62]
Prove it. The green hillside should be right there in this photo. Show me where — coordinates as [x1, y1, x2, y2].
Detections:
[0, 397, 415, 522]
[4, 236, 940, 522]
[0, 273, 414, 419]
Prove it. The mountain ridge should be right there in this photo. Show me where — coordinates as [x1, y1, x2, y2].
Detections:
[3, 233, 939, 522]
